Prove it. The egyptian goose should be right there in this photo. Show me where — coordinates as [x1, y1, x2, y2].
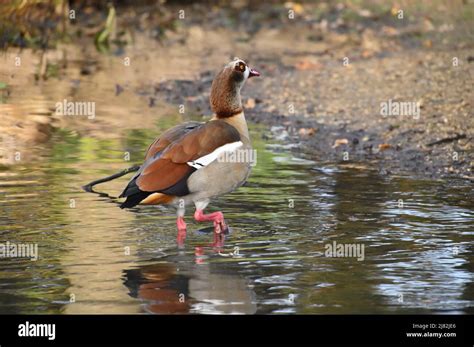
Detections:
[119, 58, 260, 242]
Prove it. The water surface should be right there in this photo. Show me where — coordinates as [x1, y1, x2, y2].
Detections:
[0, 40, 472, 314]
[0, 123, 472, 314]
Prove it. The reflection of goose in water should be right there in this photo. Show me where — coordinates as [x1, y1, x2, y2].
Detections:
[123, 250, 257, 314]
[124, 262, 191, 314]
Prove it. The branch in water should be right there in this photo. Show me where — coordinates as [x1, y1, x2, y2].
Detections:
[426, 133, 466, 147]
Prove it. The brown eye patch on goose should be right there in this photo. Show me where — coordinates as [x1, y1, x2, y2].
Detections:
[235, 62, 246, 72]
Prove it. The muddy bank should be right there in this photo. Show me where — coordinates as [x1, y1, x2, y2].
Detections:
[1, 1, 472, 180]
[249, 48, 473, 182]
[133, 1, 474, 181]
[154, 45, 473, 181]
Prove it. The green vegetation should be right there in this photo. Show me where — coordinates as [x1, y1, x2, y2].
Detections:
[0, 0, 66, 49]
[94, 5, 116, 53]
[0, 81, 9, 103]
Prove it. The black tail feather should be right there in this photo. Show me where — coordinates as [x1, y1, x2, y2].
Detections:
[119, 174, 152, 209]
[120, 191, 152, 209]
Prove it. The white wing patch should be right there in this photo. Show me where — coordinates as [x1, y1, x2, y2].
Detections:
[187, 141, 243, 170]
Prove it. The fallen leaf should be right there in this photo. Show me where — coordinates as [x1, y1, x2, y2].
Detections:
[378, 143, 392, 151]
[358, 9, 372, 18]
[298, 127, 316, 136]
[361, 50, 374, 58]
[245, 98, 256, 109]
[293, 3, 304, 14]
[423, 39, 432, 48]
[333, 138, 349, 148]
[391, 5, 401, 16]
[285, 2, 304, 14]
[295, 60, 322, 71]
[382, 26, 399, 37]
[423, 18, 435, 32]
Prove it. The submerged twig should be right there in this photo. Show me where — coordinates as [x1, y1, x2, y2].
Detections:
[426, 133, 467, 147]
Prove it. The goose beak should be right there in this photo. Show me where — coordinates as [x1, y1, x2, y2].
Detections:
[249, 68, 261, 78]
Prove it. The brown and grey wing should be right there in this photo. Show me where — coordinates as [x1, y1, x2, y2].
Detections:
[119, 121, 202, 207]
[119, 121, 240, 208]
[144, 121, 203, 160]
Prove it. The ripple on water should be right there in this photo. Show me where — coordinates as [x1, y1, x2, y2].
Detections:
[0, 124, 473, 313]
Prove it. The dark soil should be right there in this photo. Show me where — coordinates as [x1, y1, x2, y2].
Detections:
[1, 1, 473, 181]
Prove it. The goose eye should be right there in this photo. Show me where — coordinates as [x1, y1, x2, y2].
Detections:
[235, 62, 246, 72]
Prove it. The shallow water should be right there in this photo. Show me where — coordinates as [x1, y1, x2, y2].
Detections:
[0, 36, 473, 314]
[0, 122, 472, 314]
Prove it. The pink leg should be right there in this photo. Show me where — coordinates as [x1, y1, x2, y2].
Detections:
[177, 216, 187, 231]
[194, 209, 228, 234]
[176, 217, 187, 246]
[212, 232, 225, 249]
